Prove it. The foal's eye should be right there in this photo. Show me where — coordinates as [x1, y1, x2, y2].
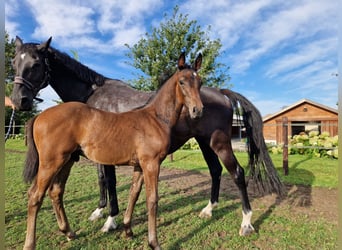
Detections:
[179, 80, 185, 85]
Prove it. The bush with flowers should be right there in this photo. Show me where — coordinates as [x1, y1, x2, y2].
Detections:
[269, 131, 338, 159]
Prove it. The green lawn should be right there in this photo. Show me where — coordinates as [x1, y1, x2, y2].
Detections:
[163, 149, 338, 188]
[5, 139, 338, 249]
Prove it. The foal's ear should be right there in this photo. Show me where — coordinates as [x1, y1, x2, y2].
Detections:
[177, 52, 186, 69]
[15, 36, 23, 53]
[37, 37, 52, 52]
[193, 53, 202, 71]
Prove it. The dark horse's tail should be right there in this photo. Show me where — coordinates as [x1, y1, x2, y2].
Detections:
[220, 89, 285, 195]
[23, 116, 39, 183]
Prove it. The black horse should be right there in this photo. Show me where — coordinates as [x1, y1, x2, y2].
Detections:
[11, 36, 283, 236]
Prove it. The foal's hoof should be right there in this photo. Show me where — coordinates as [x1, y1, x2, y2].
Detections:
[239, 224, 255, 236]
[124, 226, 134, 238]
[66, 231, 77, 241]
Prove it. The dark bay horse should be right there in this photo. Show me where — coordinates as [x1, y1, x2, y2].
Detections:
[11, 37, 283, 237]
[23, 53, 203, 249]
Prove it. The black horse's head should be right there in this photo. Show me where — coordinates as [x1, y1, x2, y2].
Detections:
[11, 36, 52, 111]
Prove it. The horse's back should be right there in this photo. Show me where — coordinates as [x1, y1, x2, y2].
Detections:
[87, 80, 154, 112]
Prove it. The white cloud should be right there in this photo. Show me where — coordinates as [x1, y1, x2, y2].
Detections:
[209, 0, 338, 74]
[181, 0, 273, 49]
[25, 0, 96, 39]
[5, 0, 20, 37]
[266, 38, 337, 78]
[7, 0, 162, 53]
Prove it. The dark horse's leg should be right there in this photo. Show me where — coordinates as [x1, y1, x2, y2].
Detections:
[89, 164, 107, 220]
[197, 134, 254, 236]
[196, 138, 222, 218]
[89, 164, 119, 232]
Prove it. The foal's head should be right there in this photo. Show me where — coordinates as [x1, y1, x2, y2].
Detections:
[174, 52, 203, 119]
[11, 36, 52, 110]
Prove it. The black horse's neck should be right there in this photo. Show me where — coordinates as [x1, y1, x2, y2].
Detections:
[47, 47, 107, 103]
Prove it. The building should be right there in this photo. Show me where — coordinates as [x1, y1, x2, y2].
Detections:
[263, 99, 338, 144]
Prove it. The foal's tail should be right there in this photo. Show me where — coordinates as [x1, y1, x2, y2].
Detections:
[220, 89, 285, 195]
[23, 116, 39, 183]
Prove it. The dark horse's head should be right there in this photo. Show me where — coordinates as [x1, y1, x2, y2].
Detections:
[11, 36, 52, 111]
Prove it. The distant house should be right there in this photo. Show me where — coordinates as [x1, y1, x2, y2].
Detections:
[262, 99, 338, 144]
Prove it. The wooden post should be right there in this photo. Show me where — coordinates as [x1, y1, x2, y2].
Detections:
[169, 153, 174, 162]
[282, 117, 289, 175]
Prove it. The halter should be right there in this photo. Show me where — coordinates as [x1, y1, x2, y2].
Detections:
[14, 57, 51, 96]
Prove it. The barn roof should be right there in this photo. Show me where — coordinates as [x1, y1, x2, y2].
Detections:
[263, 99, 338, 122]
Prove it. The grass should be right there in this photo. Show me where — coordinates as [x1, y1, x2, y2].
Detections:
[163, 150, 338, 188]
[5, 139, 338, 249]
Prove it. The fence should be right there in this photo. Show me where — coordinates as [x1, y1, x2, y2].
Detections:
[4, 124, 26, 140]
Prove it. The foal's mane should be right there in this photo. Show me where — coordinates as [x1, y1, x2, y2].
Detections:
[48, 47, 106, 86]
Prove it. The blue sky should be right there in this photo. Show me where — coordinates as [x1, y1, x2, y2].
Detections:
[5, 0, 338, 116]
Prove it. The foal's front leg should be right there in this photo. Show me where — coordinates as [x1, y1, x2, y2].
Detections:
[142, 162, 160, 250]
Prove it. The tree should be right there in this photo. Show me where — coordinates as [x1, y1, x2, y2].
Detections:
[5, 31, 16, 84]
[5, 31, 40, 136]
[125, 6, 231, 91]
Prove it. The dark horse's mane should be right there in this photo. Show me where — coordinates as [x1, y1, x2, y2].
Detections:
[47, 46, 106, 86]
[20, 42, 106, 87]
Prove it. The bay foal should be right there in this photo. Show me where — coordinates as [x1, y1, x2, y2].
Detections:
[22, 53, 203, 250]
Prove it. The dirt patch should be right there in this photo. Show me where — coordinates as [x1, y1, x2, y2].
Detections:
[115, 166, 337, 225]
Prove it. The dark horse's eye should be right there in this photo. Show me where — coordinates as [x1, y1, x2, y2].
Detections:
[32, 63, 41, 69]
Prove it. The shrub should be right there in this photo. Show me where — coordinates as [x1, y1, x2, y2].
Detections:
[270, 132, 338, 159]
[180, 138, 200, 150]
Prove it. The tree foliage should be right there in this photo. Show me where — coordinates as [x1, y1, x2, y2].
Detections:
[125, 6, 231, 91]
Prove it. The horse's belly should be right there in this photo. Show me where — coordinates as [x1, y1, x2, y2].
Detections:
[82, 145, 136, 166]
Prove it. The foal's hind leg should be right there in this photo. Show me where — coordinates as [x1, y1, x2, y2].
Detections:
[123, 166, 144, 238]
[24, 162, 64, 250]
[209, 131, 255, 236]
[48, 160, 76, 240]
[196, 137, 222, 218]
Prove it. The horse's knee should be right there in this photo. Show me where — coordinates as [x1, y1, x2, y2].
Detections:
[48, 184, 62, 200]
[234, 166, 246, 187]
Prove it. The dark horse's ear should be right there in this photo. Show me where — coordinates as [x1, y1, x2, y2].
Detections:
[193, 53, 202, 71]
[37, 37, 52, 52]
[15, 36, 23, 53]
[177, 52, 186, 70]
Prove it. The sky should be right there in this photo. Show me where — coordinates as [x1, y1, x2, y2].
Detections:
[5, 0, 338, 116]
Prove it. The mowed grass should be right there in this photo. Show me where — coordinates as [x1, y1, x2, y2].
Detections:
[5, 139, 338, 249]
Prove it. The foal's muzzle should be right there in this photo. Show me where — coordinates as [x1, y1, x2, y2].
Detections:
[190, 105, 203, 119]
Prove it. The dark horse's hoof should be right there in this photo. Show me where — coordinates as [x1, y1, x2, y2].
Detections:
[239, 224, 255, 236]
